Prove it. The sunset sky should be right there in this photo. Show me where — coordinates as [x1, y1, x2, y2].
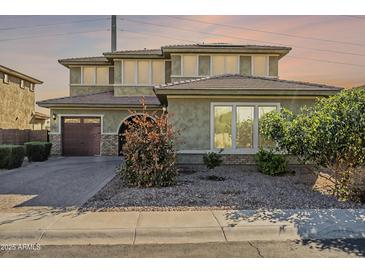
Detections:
[0, 15, 364, 114]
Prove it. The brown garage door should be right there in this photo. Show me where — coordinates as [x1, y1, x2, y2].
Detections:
[62, 117, 101, 156]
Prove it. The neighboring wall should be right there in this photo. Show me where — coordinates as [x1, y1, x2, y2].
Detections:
[0, 72, 35, 129]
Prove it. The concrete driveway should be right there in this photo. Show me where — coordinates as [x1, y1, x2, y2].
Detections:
[0, 157, 121, 208]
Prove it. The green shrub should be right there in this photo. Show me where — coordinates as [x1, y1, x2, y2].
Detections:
[0, 145, 25, 169]
[203, 151, 223, 170]
[260, 88, 365, 200]
[25, 142, 52, 162]
[255, 149, 288, 176]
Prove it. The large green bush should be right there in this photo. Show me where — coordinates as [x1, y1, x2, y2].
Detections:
[0, 145, 25, 169]
[25, 141, 52, 162]
[255, 149, 288, 176]
[260, 88, 365, 200]
[119, 101, 178, 188]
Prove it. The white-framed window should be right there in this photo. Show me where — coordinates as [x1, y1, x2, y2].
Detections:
[121, 59, 165, 86]
[211, 102, 280, 153]
[30, 83, 35, 91]
[78, 66, 112, 85]
[211, 55, 239, 75]
[3, 73, 9, 84]
[20, 79, 25, 89]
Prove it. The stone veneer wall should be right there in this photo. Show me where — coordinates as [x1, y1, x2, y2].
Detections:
[101, 134, 118, 156]
[0, 75, 35, 129]
[49, 134, 61, 155]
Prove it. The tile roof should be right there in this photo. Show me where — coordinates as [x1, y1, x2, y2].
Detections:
[37, 91, 161, 107]
[104, 49, 162, 55]
[58, 56, 110, 66]
[156, 74, 342, 91]
[161, 43, 291, 51]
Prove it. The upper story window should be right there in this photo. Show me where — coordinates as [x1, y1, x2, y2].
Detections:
[121, 59, 165, 86]
[171, 54, 279, 78]
[20, 79, 25, 89]
[70, 66, 113, 85]
[30, 83, 35, 91]
[3, 73, 9, 84]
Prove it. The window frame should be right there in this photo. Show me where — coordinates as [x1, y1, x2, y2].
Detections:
[120, 59, 165, 86]
[30, 83, 35, 91]
[70, 65, 114, 86]
[20, 79, 25, 89]
[251, 54, 279, 78]
[210, 102, 280, 154]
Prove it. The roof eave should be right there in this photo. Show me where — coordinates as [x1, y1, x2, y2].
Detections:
[0, 66, 43, 84]
[154, 88, 341, 96]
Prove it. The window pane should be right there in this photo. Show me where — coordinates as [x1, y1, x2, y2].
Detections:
[236, 106, 254, 148]
[64, 118, 81, 123]
[171, 55, 181, 75]
[96, 67, 109, 85]
[212, 55, 225, 75]
[198, 56, 210, 76]
[269, 56, 278, 77]
[225, 55, 238, 74]
[84, 118, 100, 124]
[253, 55, 267, 77]
[123, 60, 135, 84]
[83, 67, 95, 85]
[259, 106, 277, 148]
[137, 60, 150, 84]
[240, 56, 252, 76]
[70, 67, 81, 84]
[214, 106, 232, 149]
[152, 60, 164, 84]
[183, 55, 197, 76]
[109, 67, 114, 84]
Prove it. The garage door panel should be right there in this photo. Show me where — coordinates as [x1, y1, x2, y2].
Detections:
[62, 117, 101, 156]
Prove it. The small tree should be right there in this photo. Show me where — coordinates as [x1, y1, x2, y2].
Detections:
[119, 99, 178, 188]
[260, 88, 365, 200]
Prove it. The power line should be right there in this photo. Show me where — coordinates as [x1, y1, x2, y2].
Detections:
[0, 29, 109, 43]
[0, 17, 109, 31]
[167, 15, 365, 48]
[120, 29, 198, 44]
[119, 25, 365, 68]
[120, 17, 365, 58]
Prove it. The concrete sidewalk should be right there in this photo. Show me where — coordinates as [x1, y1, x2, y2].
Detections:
[0, 209, 364, 245]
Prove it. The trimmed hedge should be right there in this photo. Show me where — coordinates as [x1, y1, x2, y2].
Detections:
[0, 145, 25, 169]
[255, 149, 288, 176]
[24, 141, 52, 162]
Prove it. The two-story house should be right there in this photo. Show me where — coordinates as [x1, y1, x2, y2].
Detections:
[38, 43, 341, 164]
[0, 65, 43, 130]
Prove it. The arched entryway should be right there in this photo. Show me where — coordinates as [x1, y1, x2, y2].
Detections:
[117, 114, 154, 156]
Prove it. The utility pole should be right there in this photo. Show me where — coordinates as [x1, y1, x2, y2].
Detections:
[111, 15, 117, 52]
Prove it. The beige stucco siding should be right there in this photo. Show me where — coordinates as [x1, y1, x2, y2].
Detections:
[0, 78, 35, 129]
[168, 96, 317, 150]
[70, 86, 113, 97]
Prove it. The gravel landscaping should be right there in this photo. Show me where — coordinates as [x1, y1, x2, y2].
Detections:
[83, 165, 364, 211]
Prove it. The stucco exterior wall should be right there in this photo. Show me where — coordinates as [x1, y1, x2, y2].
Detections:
[114, 86, 155, 96]
[0, 79, 35, 129]
[168, 96, 316, 151]
[70, 85, 113, 97]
